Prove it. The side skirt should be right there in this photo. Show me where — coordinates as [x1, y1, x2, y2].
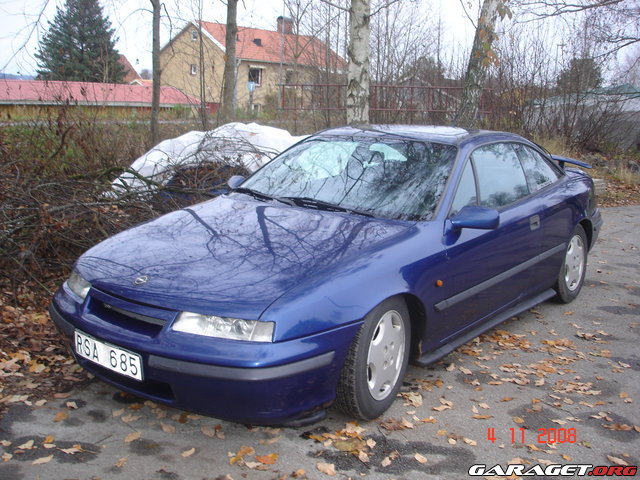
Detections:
[413, 288, 556, 367]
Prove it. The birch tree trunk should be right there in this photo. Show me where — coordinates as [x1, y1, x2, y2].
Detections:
[150, 0, 161, 145]
[221, 0, 238, 123]
[347, 0, 370, 125]
[455, 0, 502, 128]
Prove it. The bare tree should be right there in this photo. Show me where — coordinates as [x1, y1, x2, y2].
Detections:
[150, 0, 161, 145]
[455, 0, 509, 127]
[221, 0, 238, 123]
[346, 0, 371, 124]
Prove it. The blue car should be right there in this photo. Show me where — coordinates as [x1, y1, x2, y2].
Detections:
[50, 126, 602, 425]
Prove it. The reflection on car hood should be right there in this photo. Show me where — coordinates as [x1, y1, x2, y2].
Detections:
[77, 195, 412, 319]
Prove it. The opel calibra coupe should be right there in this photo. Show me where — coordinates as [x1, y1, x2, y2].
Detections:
[50, 125, 602, 425]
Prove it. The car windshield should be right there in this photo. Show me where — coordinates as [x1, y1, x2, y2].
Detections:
[241, 135, 457, 221]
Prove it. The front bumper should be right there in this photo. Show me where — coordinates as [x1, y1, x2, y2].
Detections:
[50, 288, 359, 425]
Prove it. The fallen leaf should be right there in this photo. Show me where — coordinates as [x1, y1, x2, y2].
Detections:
[292, 469, 306, 478]
[366, 438, 377, 448]
[472, 414, 493, 420]
[161, 422, 175, 433]
[334, 439, 362, 452]
[513, 416, 525, 424]
[463, 437, 477, 446]
[114, 457, 127, 468]
[501, 397, 514, 402]
[181, 447, 195, 457]
[380, 418, 412, 431]
[401, 418, 414, 429]
[602, 423, 633, 431]
[229, 445, 255, 464]
[60, 446, 81, 455]
[121, 414, 141, 424]
[124, 431, 141, 443]
[381, 457, 392, 467]
[17, 439, 34, 450]
[32, 455, 53, 465]
[2, 452, 12, 462]
[43, 435, 54, 444]
[414, 453, 428, 464]
[317, 462, 336, 476]
[432, 405, 450, 412]
[400, 391, 423, 407]
[561, 454, 572, 461]
[446, 363, 456, 371]
[459, 367, 472, 375]
[478, 403, 490, 410]
[53, 411, 68, 422]
[255, 453, 278, 465]
[53, 392, 72, 399]
[607, 455, 629, 466]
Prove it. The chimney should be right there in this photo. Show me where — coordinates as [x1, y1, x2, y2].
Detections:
[277, 16, 293, 35]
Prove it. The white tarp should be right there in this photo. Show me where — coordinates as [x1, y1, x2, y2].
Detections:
[111, 122, 307, 194]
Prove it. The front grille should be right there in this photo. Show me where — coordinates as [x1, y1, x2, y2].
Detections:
[86, 288, 178, 337]
[102, 303, 167, 327]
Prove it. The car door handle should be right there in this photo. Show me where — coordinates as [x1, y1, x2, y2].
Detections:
[529, 215, 541, 231]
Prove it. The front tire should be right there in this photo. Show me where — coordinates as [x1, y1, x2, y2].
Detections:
[335, 297, 410, 420]
[554, 224, 587, 303]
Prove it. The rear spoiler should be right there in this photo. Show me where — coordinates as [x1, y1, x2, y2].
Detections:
[551, 155, 592, 169]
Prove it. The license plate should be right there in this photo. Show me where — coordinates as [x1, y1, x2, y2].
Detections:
[74, 330, 143, 381]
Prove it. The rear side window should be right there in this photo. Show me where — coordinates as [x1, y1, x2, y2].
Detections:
[516, 144, 559, 192]
[471, 143, 529, 208]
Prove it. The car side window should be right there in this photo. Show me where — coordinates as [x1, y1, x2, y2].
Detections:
[449, 161, 477, 216]
[515, 144, 559, 192]
[471, 143, 530, 208]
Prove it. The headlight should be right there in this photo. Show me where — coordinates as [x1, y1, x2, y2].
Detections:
[66, 271, 91, 300]
[172, 312, 274, 342]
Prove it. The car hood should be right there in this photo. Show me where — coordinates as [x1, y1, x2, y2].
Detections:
[76, 194, 412, 319]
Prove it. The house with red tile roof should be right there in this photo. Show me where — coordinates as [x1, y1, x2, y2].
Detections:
[0, 79, 199, 121]
[118, 55, 142, 84]
[160, 17, 346, 112]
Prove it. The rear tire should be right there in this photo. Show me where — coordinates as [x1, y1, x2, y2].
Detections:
[554, 224, 587, 303]
[335, 297, 410, 420]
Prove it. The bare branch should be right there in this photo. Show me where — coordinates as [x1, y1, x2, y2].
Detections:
[319, 0, 349, 12]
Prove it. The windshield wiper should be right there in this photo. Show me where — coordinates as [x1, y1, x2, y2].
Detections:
[281, 196, 373, 217]
[233, 187, 294, 206]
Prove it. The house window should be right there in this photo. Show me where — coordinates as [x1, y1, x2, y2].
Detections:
[248, 67, 262, 86]
[190, 64, 197, 75]
[191, 29, 198, 41]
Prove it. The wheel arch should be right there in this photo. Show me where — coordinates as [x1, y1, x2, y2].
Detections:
[579, 218, 594, 249]
[398, 293, 427, 362]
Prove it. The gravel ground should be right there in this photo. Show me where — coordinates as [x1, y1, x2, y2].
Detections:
[1, 206, 638, 480]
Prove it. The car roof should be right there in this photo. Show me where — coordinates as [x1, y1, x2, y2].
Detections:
[315, 125, 519, 146]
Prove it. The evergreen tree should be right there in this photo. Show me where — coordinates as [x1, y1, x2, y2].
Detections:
[35, 0, 125, 83]
[556, 58, 603, 94]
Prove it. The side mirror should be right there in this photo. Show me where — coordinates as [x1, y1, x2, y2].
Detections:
[450, 206, 499, 230]
[227, 175, 246, 189]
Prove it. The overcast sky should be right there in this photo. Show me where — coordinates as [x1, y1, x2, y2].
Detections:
[0, 0, 475, 76]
